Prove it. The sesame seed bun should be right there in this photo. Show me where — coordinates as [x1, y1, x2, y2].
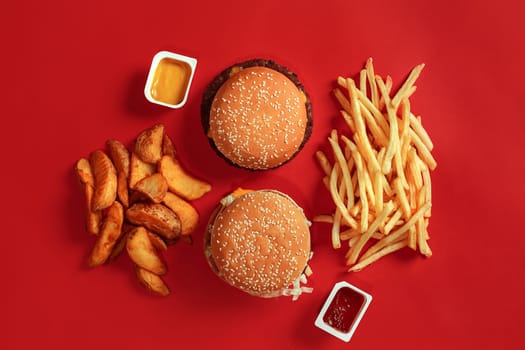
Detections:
[204, 190, 311, 298]
[201, 59, 313, 170]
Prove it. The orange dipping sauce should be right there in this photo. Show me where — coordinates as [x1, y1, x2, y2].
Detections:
[149, 58, 191, 105]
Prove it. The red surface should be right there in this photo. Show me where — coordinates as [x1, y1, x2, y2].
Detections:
[2, 0, 524, 349]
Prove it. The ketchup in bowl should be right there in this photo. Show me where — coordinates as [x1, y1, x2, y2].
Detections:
[315, 281, 372, 342]
[323, 286, 365, 333]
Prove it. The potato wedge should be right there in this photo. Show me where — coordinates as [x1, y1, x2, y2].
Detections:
[147, 231, 168, 252]
[135, 265, 170, 296]
[162, 192, 199, 235]
[107, 223, 135, 262]
[106, 139, 130, 178]
[90, 150, 117, 211]
[162, 132, 177, 158]
[126, 226, 167, 275]
[134, 124, 164, 164]
[128, 190, 147, 206]
[88, 201, 124, 267]
[134, 173, 168, 203]
[116, 170, 129, 207]
[83, 183, 102, 235]
[125, 203, 181, 240]
[129, 152, 156, 189]
[158, 155, 212, 200]
[75, 158, 94, 186]
[107, 232, 128, 262]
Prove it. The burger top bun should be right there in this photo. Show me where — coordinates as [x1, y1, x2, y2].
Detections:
[207, 65, 310, 170]
[208, 190, 311, 297]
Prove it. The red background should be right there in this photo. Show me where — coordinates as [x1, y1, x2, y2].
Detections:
[2, 0, 524, 349]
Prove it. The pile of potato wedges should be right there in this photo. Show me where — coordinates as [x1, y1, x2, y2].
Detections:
[75, 124, 211, 296]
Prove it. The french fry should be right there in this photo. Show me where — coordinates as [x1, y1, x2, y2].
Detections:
[349, 240, 408, 272]
[329, 163, 354, 231]
[376, 76, 399, 175]
[135, 265, 170, 296]
[126, 203, 181, 241]
[89, 201, 124, 267]
[383, 209, 403, 235]
[348, 80, 382, 179]
[365, 57, 379, 107]
[348, 231, 384, 249]
[317, 60, 436, 272]
[331, 165, 350, 249]
[340, 227, 361, 241]
[407, 147, 423, 189]
[134, 124, 164, 164]
[392, 63, 425, 109]
[378, 75, 393, 111]
[126, 226, 167, 275]
[158, 155, 212, 201]
[322, 175, 330, 190]
[330, 133, 354, 207]
[359, 102, 389, 147]
[421, 162, 433, 217]
[134, 173, 168, 203]
[349, 200, 361, 217]
[341, 136, 368, 232]
[333, 88, 352, 115]
[354, 88, 390, 137]
[410, 113, 434, 151]
[408, 225, 417, 250]
[313, 214, 334, 224]
[346, 201, 394, 265]
[409, 180, 418, 210]
[409, 128, 437, 170]
[362, 162, 375, 209]
[394, 177, 411, 219]
[417, 216, 432, 257]
[340, 110, 356, 134]
[90, 150, 117, 211]
[332, 209, 342, 249]
[373, 171, 383, 214]
[362, 202, 430, 261]
[359, 69, 367, 95]
[315, 150, 332, 176]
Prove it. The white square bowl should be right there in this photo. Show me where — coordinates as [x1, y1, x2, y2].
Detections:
[314, 281, 373, 342]
[144, 51, 197, 109]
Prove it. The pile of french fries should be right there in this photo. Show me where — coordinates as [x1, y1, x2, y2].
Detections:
[314, 58, 437, 272]
[75, 124, 211, 296]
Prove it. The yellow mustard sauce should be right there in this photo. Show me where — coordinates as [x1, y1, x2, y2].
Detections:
[150, 58, 191, 105]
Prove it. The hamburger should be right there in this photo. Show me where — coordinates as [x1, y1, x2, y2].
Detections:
[201, 59, 313, 170]
[204, 189, 313, 299]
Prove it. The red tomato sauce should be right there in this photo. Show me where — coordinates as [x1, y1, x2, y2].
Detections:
[323, 287, 365, 333]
